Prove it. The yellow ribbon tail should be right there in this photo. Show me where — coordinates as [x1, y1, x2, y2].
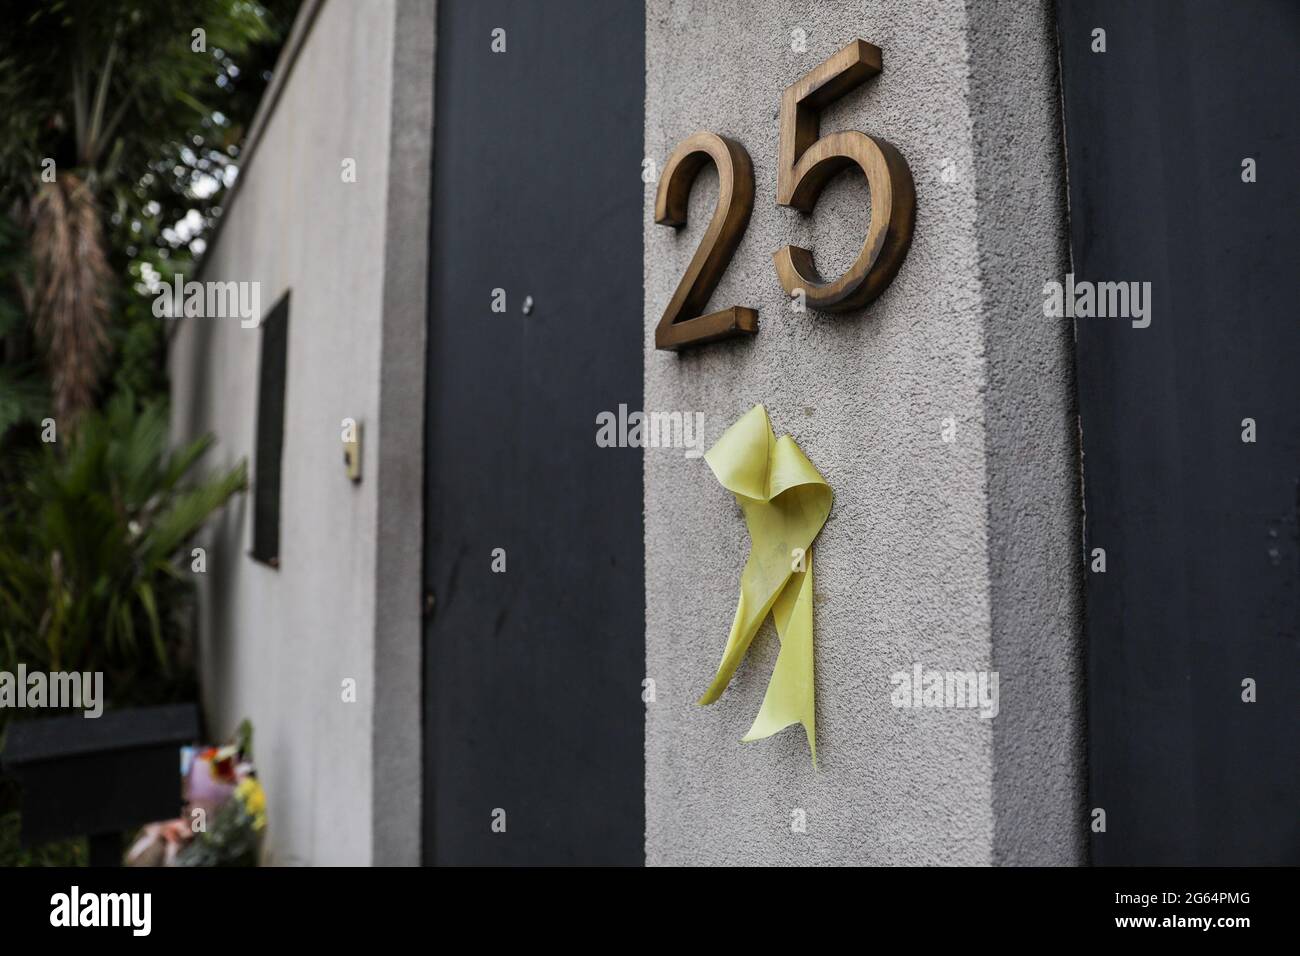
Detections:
[741, 554, 817, 767]
[696, 566, 783, 705]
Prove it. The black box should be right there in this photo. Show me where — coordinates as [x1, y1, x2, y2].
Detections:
[2, 703, 200, 853]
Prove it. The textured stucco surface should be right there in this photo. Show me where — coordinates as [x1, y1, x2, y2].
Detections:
[169, 0, 430, 865]
[968, 0, 1085, 866]
[370, 0, 433, 869]
[644, 0, 1081, 865]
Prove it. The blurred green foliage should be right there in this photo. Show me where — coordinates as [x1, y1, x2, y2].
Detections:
[0, 0, 299, 865]
[0, 393, 248, 684]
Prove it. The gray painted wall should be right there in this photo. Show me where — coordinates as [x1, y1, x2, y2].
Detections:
[643, 0, 1082, 865]
[169, 0, 430, 865]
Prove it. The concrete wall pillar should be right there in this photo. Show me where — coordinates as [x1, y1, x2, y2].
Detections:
[643, 0, 1082, 865]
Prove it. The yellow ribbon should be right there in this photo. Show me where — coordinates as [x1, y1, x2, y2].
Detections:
[700, 405, 833, 765]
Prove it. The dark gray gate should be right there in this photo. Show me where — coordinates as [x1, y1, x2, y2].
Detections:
[422, 0, 645, 865]
[1058, 0, 1300, 864]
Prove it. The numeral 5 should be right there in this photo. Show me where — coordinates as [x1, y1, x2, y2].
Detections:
[774, 39, 916, 312]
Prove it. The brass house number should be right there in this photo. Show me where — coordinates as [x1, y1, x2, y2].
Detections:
[654, 39, 916, 352]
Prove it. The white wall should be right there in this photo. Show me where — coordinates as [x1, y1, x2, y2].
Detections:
[643, 0, 1083, 865]
[169, 0, 431, 865]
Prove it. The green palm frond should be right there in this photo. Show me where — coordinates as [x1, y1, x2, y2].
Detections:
[0, 397, 245, 682]
[143, 458, 247, 564]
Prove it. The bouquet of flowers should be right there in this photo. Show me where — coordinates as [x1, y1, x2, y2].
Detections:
[126, 719, 266, 866]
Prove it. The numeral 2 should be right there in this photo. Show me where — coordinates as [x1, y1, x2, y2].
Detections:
[653, 132, 757, 351]
[774, 39, 915, 311]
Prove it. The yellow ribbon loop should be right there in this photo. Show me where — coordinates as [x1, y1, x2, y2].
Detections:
[700, 405, 833, 765]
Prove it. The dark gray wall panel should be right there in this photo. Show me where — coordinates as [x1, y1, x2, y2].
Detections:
[1058, 0, 1300, 865]
[423, 0, 645, 865]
